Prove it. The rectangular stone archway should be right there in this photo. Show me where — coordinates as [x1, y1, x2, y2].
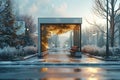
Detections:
[38, 18, 82, 56]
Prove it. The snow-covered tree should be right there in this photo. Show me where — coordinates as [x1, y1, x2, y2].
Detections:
[0, 0, 16, 48]
[97, 33, 105, 47]
[93, 0, 120, 47]
[115, 13, 120, 47]
[13, 15, 36, 46]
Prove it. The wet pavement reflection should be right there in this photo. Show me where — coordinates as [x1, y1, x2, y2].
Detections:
[0, 67, 120, 80]
[0, 50, 119, 79]
[43, 51, 103, 63]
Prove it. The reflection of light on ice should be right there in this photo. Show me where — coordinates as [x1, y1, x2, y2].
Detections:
[88, 77, 98, 80]
[82, 56, 102, 63]
[87, 67, 99, 73]
[81, 67, 104, 80]
[40, 68, 48, 72]
[45, 78, 74, 80]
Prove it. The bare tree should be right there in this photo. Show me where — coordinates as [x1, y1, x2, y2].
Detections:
[93, 0, 120, 47]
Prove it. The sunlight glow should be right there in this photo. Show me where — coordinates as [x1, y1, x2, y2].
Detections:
[82, 67, 103, 80]
[88, 77, 99, 80]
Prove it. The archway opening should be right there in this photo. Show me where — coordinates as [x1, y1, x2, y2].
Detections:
[41, 24, 81, 52]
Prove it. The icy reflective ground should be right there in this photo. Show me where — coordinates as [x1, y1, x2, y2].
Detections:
[0, 50, 119, 80]
[0, 67, 120, 80]
[42, 50, 103, 63]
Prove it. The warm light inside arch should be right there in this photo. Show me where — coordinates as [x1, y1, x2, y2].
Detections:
[41, 24, 80, 51]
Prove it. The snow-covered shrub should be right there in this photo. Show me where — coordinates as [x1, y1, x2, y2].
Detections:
[16, 46, 25, 56]
[82, 45, 106, 56]
[0, 46, 38, 60]
[98, 46, 106, 56]
[109, 47, 120, 56]
[23, 46, 37, 55]
[82, 45, 98, 55]
[0, 46, 18, 60]
[82, 45, 120, 57]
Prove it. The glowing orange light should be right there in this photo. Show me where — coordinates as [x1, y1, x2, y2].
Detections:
[40, 68, 48, 72]
[41, 24, 81, 51]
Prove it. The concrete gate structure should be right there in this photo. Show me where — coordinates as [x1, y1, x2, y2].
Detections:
[38, 18, 82, 56]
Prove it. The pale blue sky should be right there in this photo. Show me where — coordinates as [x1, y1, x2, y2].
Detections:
[14, 0, 94, 27]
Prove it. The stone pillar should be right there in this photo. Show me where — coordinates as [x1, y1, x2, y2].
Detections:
[38, 23, 41, 56]
[73, 30, 79, 47]
[79, 24, 81, 52]
[73, 24, 81, 52]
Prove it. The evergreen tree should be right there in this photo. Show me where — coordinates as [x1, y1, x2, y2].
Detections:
[0, 0, 15, 48]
